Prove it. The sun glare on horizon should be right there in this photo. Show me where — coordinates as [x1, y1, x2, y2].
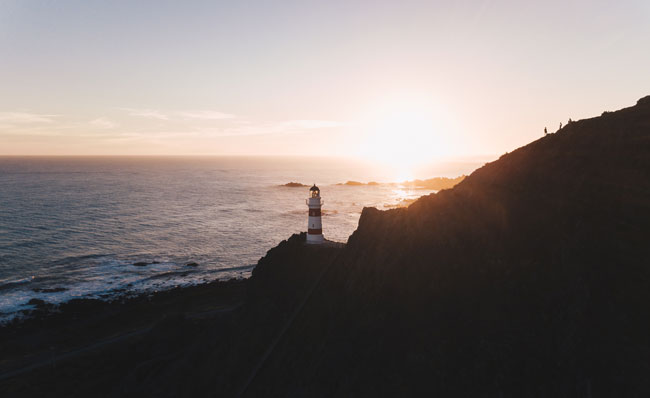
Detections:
[356, 97, 456, 181]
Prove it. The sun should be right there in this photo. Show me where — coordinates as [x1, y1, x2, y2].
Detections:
[356, 96, 452, 181]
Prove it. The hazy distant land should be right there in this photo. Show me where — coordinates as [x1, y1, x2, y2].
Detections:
[280, 176, 467, 208]
[281, 175, 466, 190]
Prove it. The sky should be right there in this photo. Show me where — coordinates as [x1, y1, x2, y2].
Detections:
[1, 0, 649, 165]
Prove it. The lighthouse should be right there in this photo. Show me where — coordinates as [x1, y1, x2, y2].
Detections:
[306, 184, 325, 244]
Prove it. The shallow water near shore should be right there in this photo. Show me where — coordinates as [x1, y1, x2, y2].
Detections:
[0, 156, 482, 322]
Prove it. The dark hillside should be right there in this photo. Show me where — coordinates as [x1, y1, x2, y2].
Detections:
[243, 97, 650, 397]
[2, 97, 649, 397]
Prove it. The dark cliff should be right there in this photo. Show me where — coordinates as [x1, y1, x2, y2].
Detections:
[242, 97, 650, 397]
[2, 97, 650, 397]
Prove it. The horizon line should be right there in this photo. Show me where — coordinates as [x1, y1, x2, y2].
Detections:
[0, 153, 498, 162]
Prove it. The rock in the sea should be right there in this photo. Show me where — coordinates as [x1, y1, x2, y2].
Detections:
[26, 298, 55, 311]
[186, 262, 199, 267]
[133, 261, 149, 267]
[27, 298, 47, 307]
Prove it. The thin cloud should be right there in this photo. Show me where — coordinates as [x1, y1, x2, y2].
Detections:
[192, 119, 345, 137]
[0, 112, 58, 124]
[120, 108, 169, 120]
[119, 108, 235, 121]
[178, 110, 236, 120]
[90, 117, 118, 129]
[280, 120, 345, 129]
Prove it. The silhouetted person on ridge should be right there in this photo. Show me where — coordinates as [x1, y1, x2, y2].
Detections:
[544, 127, 548, 136]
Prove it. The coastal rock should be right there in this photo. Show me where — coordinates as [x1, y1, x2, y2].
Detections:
[133, 261, 149, 267]
[185, 262, 199, 267]
[27, 298, 48, 307]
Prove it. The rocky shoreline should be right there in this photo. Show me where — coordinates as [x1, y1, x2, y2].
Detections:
[0, 279, 247, 381]
[0, 233, 344, 396]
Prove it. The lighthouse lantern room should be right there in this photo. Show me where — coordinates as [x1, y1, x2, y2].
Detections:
[306, 184, 325, 244]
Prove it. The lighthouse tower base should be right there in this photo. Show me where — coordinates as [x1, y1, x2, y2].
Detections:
[306, 184, 325, 245]
[306, 233, 325, 244]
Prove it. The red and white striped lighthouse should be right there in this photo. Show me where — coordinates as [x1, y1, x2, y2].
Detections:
[306, 184, 324, 244]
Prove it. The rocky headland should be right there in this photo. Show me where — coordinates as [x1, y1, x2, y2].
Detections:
[2, 96, 650, 397]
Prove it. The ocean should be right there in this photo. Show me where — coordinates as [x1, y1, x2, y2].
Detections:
[0, 156, 483, 323]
